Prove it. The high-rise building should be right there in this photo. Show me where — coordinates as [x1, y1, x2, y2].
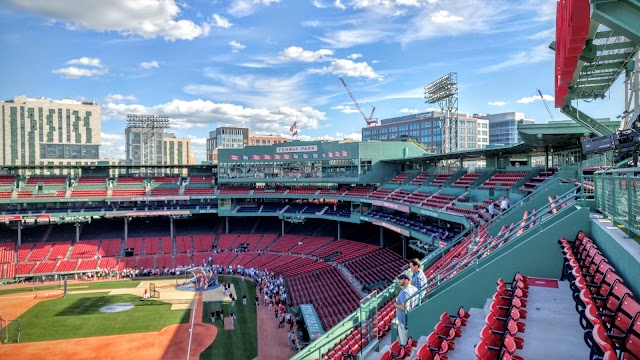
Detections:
[0, 96, 101, 166]
[206, 127, 289, 163]
[163, 132, 193, 165]
[480, 112, 535, 146]
[362, 111, 488, 153]
[124, 115, 192, 166]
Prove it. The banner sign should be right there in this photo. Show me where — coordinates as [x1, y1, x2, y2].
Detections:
[372, 220, 410, 236]
[371, 200, 410, 213]
[299, 304, 325, 339]
[230, 155, 239, 160]
[276, 145, 318, 153]
[252, 155, 260, 160]
[283, 154, 290, 159]
[106, 210, 190, 218]
[264, 155, 272, 160]
[242, 155, 248, 160]
[0, 215, 22, 222]
[274, 154, 281, 160]
[191, 208, 218, 214]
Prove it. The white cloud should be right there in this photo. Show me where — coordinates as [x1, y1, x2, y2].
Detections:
[400, 108, 419, 114]
[480, 43, 553, 73]
[347, 53, 362, 60]
[212, 14, 232, 29]
[104, 94, 137, 103]
[527, 27, 555, 40]
[227, 0, 281, 17]
[9, 0, 213, 41]
[349, 0, 434, 8]
[52, 66, 108, 79]
[278, 46, 334, 63]
[187, 69, 310, 107]
[312, 59, 382, 80]
[297, 132, 362, 142]
[517, 94, 553, 104]
[331, 105, 360, 114]
[102, 99, 327, 134]
[67, 57, 104, 67]
[139, 60, 160, 69]
[319, 28, 389, 48]
[100, 132, 126, 159]
[229, 40, 246, 52]
[488, 101, 508, 107]
[430, 10, 463, 23]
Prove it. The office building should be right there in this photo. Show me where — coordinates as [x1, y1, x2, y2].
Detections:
[480, 112, 535, 146]
[206, 127, 288, 163]
[125, 115, 192, 166]
[0, 96, 101, 166]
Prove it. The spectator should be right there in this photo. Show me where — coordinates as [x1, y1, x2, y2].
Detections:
[500, 196, 509, 211]
[394, 274, 418, 349]
[488, 201, 495, 219]
[408, 258, 428, 300]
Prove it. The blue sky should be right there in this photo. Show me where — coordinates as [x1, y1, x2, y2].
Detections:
[0, 0, 625, 161]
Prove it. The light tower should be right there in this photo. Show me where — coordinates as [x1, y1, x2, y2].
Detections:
[424, 72, 459, 153]
[125, 114, 170, 174]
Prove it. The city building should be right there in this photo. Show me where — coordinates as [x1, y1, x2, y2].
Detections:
[362, 111, 488, 153]
[206, 127, 289, 163]
[480, 112, 535, 146]
[125, 115, 192, 166]
[163, 132, 193, 165]
[0, 96, 101, 166]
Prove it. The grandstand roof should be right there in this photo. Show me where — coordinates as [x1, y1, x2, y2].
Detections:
[518, 120, 621, 150]
[382, 143, 535, 164]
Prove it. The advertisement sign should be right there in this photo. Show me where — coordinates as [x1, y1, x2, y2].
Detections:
[299, 304, 325, 339]
[372, 220, 410, 236]
[371, 200, 410, 213]
[276, 145, 318, 153]
[106, 210, 191, 218]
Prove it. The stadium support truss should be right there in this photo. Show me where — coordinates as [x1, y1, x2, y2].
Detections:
[424, 72, 459, 154]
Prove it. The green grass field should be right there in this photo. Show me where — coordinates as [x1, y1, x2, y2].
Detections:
[200, 276, 258, 360]
[0, 279, 142, 296]
[2, 292, 189, 342]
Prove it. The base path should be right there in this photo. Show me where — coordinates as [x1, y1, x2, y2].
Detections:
[253, 289, 296, 360]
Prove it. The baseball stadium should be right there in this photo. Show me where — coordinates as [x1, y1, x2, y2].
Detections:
[1, 2, 640, 360]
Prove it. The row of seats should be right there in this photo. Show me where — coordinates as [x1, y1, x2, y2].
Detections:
[474, 273, 529, 360]
[560, 231, 640, 359]
[414, 307, 471, 360]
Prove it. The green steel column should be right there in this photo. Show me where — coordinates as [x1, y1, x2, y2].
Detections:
[170, 217, 175, 241]
[380, 227, 384, 247]
[17, 222, 22, 246]
[337, 221, 341, 240]
[226, 217, 229, 234]
[402, 236, 406, 260]
[281, 219, 285, 236]
[628, 176, 633, 236]
[75, 222, 80, 244]
[124, 217, 128, 242]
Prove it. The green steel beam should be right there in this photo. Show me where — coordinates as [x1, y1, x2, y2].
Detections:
[582, 61, 627, 72]
[592, 0, 640, 45]
[595, 41, 637, 51]
[560, 104, 615, 136]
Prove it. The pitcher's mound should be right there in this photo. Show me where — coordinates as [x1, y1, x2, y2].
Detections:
[99, 302, 134, 313]
[224, 317, 235, 330]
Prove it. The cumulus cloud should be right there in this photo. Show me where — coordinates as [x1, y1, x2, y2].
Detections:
[139, 60, 159, 69]
[319, 28, 389, 49]
[9, 0, 215, 41]
[400, 108, 420, 114]
[67, 57, 104, 67]
[100, 132, 126, 159]
[488, 101, 508, 107]
[347, 53, 362, 60]
[278, 46, 334, 63]
[52, 66, 108, 79]
[104, 94, 137, 103]
[101, 98, 327, 135]
[312, 59, 382, 80]
[517, 94, 553, 104]
[331, 105, 360, 114]
[229, 40, 246, 52]
[297, 132, 362, 142]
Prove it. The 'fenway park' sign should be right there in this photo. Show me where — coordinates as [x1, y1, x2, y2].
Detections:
[275, 145, 317, 153]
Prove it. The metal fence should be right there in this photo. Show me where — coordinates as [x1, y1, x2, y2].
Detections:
[594, 169, 640, 237]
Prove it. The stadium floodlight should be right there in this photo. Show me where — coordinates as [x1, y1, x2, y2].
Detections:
[424, 73, 458, 104]
[126, 114, 170, 129]
[424, 72, 459, 154]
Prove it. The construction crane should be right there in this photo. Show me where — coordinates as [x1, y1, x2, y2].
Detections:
[538, 89, 556, 122]
[339, 76, 378, 126]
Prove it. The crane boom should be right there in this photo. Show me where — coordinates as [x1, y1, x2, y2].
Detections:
[339, 76, 378, 126]
[538, 89, 555, 122]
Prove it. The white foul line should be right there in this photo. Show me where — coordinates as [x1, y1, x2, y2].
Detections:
[186, 297, 197, 360]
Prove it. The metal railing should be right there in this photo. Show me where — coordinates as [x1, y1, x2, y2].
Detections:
[400, 184, 580, 319]
[594, 168, 640, 237]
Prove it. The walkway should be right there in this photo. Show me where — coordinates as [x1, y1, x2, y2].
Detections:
[254, 286, 297, 360]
